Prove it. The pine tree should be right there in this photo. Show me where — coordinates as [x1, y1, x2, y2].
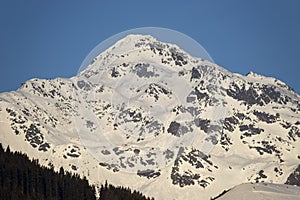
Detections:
[0, 142, 97, 200]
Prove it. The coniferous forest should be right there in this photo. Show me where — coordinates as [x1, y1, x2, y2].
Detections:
[0, 143, 153, 200]
[99, 181, 154, 200]
[0, 143, 96, 200]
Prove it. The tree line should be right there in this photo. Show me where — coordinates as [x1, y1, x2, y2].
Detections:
[0, 143, 154, 200]
[99, 180, 154, 200]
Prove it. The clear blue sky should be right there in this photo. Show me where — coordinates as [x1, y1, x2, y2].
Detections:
[1, 0, 299, 94]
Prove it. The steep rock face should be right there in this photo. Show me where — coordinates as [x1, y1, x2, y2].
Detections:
[0, 34, 299, 200]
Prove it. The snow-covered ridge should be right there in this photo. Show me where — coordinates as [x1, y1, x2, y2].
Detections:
[214, 182, 300, 200]
[245, 71, 297, 98]
[0, 34, 299, 200]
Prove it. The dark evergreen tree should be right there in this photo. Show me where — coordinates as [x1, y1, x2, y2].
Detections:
[99, 180, 154, 200]
[0, 143, 96, 200]
[0, 143, 155, 200]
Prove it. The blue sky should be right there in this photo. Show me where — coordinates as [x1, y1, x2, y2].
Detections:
[1, 0, 299, 94]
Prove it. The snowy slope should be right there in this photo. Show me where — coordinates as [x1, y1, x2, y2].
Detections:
[214, 183, 300, 200]
[0, 34, 300, 199]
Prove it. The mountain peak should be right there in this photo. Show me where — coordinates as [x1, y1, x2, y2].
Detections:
[246, 71, 259, 77]
[118, 34, 158, 43]
[78, 34, 201, 80]
[110, 34, 159, 50]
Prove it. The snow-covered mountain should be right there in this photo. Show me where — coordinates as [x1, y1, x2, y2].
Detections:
[0, 34, 299, 199]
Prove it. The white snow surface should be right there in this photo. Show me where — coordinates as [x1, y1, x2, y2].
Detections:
[0, 34, 299, 200]
[216, 182, 300, 200]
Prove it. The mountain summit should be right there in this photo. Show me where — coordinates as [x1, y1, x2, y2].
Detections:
[0, 34, 299, 199]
